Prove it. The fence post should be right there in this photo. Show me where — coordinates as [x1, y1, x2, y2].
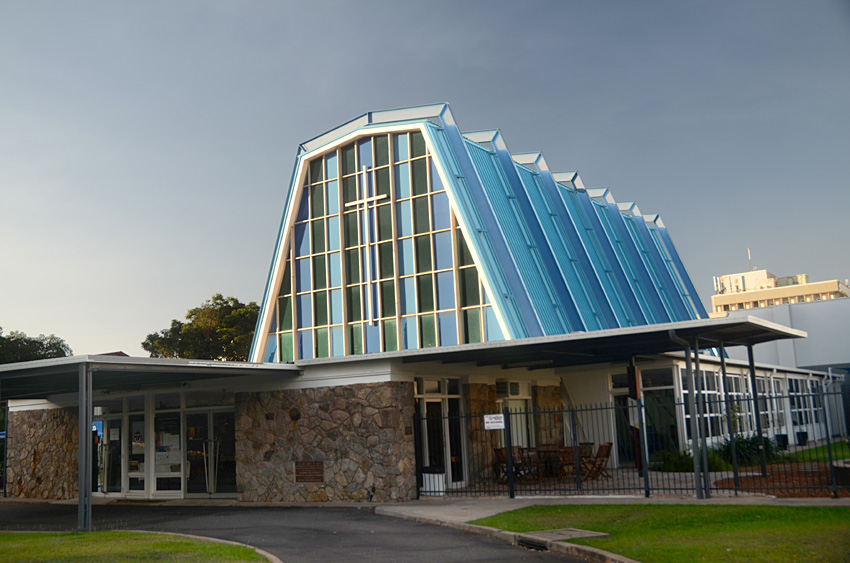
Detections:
[638, 397, 651, 498]
[570, 408, 582, 491]
[413, 410, 422, 499]
[504, 406, 515, 499]
[720, 345, 740, 494]
[818, 387, 839, 499]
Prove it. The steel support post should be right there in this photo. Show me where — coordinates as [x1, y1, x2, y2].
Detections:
[818, 386, 839, 498]
[638, 397, 651, 497]
[693, 339, 711, 498]
[503, 406, 515, 499]
[747, 345, 768, 477]
[683, 344, 702, 498]
[719, 344, 740, 492]
[78, 363, 92, 532]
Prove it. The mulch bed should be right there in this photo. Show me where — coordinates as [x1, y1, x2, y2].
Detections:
[713, 463, 850, 498]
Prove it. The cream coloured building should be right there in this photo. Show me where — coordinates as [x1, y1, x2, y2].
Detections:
[711, 270, 849, 314]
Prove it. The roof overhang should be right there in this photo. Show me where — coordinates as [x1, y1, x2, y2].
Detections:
[295, 316, 807, 371]
[0, 355, 300, 402]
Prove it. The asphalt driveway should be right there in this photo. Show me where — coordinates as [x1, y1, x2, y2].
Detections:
[0, 502, 583, 562]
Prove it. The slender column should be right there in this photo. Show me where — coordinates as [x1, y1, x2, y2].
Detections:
[684, 345, 702, 498]
[719, 343, 740, 492]
[747, 345, 768, 477]
[693, 339, 710, 498]
[77, 363, 92, 532]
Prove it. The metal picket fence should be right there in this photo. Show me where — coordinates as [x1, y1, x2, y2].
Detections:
[415, 390, 849, 499]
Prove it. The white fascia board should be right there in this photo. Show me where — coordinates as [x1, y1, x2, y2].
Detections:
[586, 187, 615, 204]
[423, 125, 515, 341]
[617, 202, 641, 217]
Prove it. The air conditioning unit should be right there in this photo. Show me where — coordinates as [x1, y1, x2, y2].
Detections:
[496, 381, 521, 398]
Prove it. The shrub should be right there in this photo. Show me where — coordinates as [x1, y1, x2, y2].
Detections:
[713, 434, 779, 467]
[650, 448, 730, 472]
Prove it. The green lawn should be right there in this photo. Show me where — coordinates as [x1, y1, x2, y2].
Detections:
[776, 440, 850, 464]
[472, 505, 850, 563]
[0, 531, 267, 563]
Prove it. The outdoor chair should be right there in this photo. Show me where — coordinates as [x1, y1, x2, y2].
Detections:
[584, 442, 613, 480]
[559, 446, 584, 481]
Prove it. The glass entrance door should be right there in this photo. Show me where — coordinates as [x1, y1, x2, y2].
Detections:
[99, 419, 122, 493]
[185, 411, 236, 496]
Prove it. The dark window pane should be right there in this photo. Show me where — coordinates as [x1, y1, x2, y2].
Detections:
[279, 296, 292, 331]
[310, 184, 324, 217]
[349, 324, 363, 355]
[311, 219, 325, 253]
[342, 143, 356, 176]
[412, 159, 427, 196]
[342, 175, 358, 204]
[413, 196, 430, 234]
[383, 320, 398, 352]
[344, 212, 359, 247]
[411, 131, 426, 158]
[347, 286, 362, 322]
[460, 268, 480, 307]
[458, 233, 474, 266]
[310, 159, 323, 183]
[377, 204, 392, 241]
[462, 309, 481, 344]
[418, 274, 434, 312]
[314, 291, 328, 326]
[381, 281, 396, 317]
[379, 242, 394, 279]
[375, 135, 389, 167]
[278, 262, 291, 297]
[420, 314, 436, 348]
[376, 167, 390, 198]
[312, 256, 326, 290]
[416, 235, 432, 273]
[345, 249, 360, 284]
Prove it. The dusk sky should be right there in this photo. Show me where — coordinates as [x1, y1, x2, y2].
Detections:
[2, 1, 848, 357]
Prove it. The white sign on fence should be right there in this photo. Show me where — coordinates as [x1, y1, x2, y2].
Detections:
[483, 414, 505, 430]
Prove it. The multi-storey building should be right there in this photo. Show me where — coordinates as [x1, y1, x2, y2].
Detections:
[711, 269, 849, 314]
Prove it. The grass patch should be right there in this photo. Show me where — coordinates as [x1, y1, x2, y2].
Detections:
[471, 505, 850, 563]
[776, 441, 850, 464]
[0, 531, 266, 562]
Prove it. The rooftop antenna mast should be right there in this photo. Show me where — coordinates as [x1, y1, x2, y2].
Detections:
[747, 247, 753, 271]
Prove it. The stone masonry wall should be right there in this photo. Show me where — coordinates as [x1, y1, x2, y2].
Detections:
[533, 385, 565, 447]
[236, 381, 416, 502]
[6, 408, 78, 500]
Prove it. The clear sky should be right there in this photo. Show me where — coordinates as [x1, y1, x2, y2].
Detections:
[2, 1, 848, 357]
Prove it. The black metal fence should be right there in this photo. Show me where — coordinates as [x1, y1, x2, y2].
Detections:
[415, 390, 849, 499]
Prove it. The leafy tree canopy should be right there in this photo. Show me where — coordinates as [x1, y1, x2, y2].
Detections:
[142, 294, 259, 361]
[0, 327, 73, 364]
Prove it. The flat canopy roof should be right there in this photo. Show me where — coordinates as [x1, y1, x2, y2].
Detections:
[0, 316, 806, 401]
[0, 355, 300, 402]
[297, 315, 808, 370]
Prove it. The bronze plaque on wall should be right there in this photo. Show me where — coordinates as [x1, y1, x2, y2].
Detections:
[295, 461, 324, 483]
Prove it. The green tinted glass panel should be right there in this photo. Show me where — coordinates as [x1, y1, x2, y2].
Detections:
[312, 256, 326, 290]
[314, 291, 328, 326]
[383, 320, 397, 352]
[280, 332, 293, 362]
[462, 309, 481, 344]
[342, 176, 358, 204]
[413, 196, 430, 234]
[375, 135, 389, 167]
[349, 324, 362, 355]
[420, 314, 436, 348]
[279, 262, 292, 296]
[377, 204, 392, 241]
[344, 212, 359, 247]
[380, 281, 396, 317]
[379, 242, 394, 278]
[417, 274, 434, 312]
[415, 235, 432, 273]
[376, 167, 390, 197]
[279, 296, 292, 331]
[412, 159, 427, 196]
[316, 328, 329, 358]
[345, 249, 360, 284]
[342, 144, 356, 176]
[310, 184, 324, 217]
[347, 286, 362, 321]
[458, 233, 474, 266]
[310, 159, 323, 183]
[460, 268, 480, 307]
[311, 219, 325, 253]
[411, 131, 426, 158]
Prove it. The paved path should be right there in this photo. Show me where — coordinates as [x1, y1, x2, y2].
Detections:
[0, 502, 582, 563]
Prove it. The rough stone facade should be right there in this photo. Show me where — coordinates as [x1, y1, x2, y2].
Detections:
[6, 408, 78, 500]
[532, 385, 565, 447]
[464, 383, 499, 483]
[235, 381, 416, 502]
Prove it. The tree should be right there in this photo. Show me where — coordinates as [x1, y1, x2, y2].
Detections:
[142, 294, 259, 361]
[0, 327, 72, 364]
